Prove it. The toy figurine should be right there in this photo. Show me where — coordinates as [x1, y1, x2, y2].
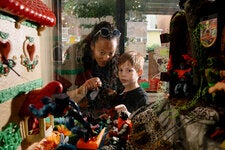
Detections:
[55, 133, 77, 150]
[115, 111, 132, 149]
[173, 54, 195, 98]
[174, 61, 192, 97]
[19, 81, 64, 136]
[102, 109, 132, 150]
[29, 93, 95, 142]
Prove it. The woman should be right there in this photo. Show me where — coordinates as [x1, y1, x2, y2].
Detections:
[55, 21, 123, 105]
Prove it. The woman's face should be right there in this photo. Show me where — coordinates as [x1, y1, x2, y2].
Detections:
[91, 36, 118, 67]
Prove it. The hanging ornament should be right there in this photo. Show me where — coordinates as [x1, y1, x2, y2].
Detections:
[21, 36, 39, 72]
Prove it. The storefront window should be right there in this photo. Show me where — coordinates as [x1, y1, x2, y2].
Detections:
[53, 0, 179, 93]
[53, 0, 178, 60]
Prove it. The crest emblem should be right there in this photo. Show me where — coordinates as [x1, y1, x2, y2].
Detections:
[200, 17, 217, 48]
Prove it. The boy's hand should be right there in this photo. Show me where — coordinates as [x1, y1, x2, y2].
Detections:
[115, 104, 131, 117]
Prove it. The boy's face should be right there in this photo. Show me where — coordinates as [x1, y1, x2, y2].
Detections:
[118, 61, 140, 87]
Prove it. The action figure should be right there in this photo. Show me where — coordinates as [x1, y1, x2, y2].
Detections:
[102, 106, 132, 150]
[173, 54, 195, 98]
[29, 93, 95, 142]
[174, 62, 192, 97]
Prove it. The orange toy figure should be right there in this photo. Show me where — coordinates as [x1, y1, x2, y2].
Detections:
[117, 112, 132, 141]
[33, 131, 61, 149]
[76, 127, 106, 150]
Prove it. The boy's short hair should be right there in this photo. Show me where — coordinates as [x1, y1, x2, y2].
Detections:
[118, 51, 144, 71]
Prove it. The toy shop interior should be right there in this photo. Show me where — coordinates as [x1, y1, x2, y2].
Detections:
[0, 0, 225, 149]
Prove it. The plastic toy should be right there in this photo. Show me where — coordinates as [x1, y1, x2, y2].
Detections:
[174, 62, 192, 97]
[173, 54, 195, 98]
[29, 93, 95, 142]
[0, 123, 22, 150]
[19, 81, 63, 142]
[76, 127, 106, 150]
[19, 81, 63, 117]
[102, 111, 132, 150]
[55, 133, 77, 150]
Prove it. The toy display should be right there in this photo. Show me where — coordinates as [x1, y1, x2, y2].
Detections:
[22, 82, 119, 149]
[18, 81, 64, 143]
[29, 93, 96, 142]
[19, 81, 64, 117]
[102, 111, 132, 150]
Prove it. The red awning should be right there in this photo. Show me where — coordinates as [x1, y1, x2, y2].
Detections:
[0, 0, 56, 27]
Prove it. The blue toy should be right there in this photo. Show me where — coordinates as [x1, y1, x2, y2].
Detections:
[29, 93, 95, 142]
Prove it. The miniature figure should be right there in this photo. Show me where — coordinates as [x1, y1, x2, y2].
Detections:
[102, 107, 132, 150]
[173, 54, 195, 98]
[29, 93, 95, 142]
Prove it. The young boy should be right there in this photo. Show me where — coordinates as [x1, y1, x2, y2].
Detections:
[102, 51, 148, 149]
[112, 50, 148, 114]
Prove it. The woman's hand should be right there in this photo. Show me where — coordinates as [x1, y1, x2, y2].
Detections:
[83, 77, 102, 90]
[67, 77, 102, 103]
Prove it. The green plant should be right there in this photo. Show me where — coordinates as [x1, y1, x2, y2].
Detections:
[147, 44, 160, 53]
[63, 0, 116, 18]
[63, 0, 147, 18]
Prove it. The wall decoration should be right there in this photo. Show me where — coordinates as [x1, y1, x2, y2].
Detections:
[0, 13, 42, 103]
[21, 36, 39, 72]
[200, 17, 217, 48]
[0, 0, 56, 36]
[0, 31, 17, 76]
[0, 0, 56, 27]
[0, 78, 43, 104]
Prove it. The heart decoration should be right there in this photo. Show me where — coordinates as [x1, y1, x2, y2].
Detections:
[21, 37, 39, 72]
[0, 40, 18, 76]
[27, 44, 35, 61]
[0, 41, 11, 61]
